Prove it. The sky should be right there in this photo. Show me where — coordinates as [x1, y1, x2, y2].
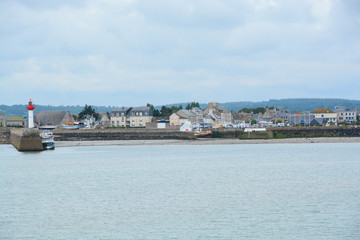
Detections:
[0, 0, 359, 106]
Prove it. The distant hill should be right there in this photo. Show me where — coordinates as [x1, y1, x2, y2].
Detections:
[166, 98, 360, 112]
[220, 98, 360, 112]
[1, 98, 359, 117]
[0, 105, 117, 117]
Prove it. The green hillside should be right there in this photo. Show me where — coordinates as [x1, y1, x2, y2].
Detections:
[220, 98, 360, 112]
[1, 98, 359, 117]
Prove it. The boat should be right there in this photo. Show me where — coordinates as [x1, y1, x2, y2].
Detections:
[194, 130, 212, 138]
[39, 125, 58, 130]
[62, 124, 80, 130]
[40, 131, 55, 150]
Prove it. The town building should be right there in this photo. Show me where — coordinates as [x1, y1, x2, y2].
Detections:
[110, 107, 153, 127]
[287, 113, 321, 126]
[311, 109, 337, 124]
[100, 111, 111, 127]
[203, 102, 233, 125]
[333, 106, 357, 123]
[34, 111, 75, 128]
[5, 116, 24, 127]
[169, 110, 196, 126]
[0, 111, 5, 127]
[190, 107, 204, 123]
[258, 107, 288, 123]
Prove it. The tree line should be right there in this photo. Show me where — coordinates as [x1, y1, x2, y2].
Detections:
[147, 102, 200, 117]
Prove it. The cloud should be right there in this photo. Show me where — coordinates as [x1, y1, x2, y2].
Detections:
[0, 0, 359, 106]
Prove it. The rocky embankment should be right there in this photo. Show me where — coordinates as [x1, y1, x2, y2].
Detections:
[211, 126, 360, 139]
[269, 126, 360, 139]
[1, 127, 359, 145]
[52, 128, 196, 141]
[0, 128, 10, 144]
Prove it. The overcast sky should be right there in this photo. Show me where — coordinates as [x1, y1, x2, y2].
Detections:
[0, 0, 359, 106]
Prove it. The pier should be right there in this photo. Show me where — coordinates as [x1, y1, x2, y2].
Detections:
[10, 128, 43, 151]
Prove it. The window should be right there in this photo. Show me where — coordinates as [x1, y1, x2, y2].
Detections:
[140, 112, 143, 116]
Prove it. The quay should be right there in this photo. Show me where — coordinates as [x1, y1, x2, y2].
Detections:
[10, 128, 43, 151]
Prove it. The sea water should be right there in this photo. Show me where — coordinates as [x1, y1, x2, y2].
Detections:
[0, 143, 359, 240]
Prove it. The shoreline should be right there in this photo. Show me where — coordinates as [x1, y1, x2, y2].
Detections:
[55, 137, 360, 147]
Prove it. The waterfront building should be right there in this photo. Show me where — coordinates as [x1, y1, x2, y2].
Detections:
[34, 111, 75, 128]
[5, 116, 24, 127]
[287, 113, 320, 126]
[100, 111, 111, 127]
[169, 110, 196, 126]
[311, 109, 337, 124]
[0, 111, 5, 127]
[190, 107, 204, 124]
[110, 107, 153, 127]
[203, 102, 233, 125]
[259, 107, 288, 123]
[333, 106, 357, 123]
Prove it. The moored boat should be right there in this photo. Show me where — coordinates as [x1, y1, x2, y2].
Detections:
[194, 130, 212, 138]
[40, 131, 55, 150]
[62, 124, 80, 130]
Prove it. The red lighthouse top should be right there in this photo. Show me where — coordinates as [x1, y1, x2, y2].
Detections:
[26, 99, 35, 110]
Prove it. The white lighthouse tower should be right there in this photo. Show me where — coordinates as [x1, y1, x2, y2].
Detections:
[26, 99, 35, 128]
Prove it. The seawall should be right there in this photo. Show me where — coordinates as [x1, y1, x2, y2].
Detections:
[0, 128, 11, 144]
[10, 128, 43, 151]
[269, 126, 360, 139]
[53, 129, 196, 141]
[212, 127, 360, 139]
[1, 127, 359, 145]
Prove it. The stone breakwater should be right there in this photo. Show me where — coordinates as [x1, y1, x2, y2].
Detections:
[1, 127, 359, 145]
[269, 126, 360, 139]
[0, 128, 10, 144]
[10, 128, 43, 151]
[212, 126, 360, 139]
[52, 129, 196, 141]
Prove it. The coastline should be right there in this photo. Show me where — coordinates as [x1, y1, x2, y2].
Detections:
[55, 137, 360, 147]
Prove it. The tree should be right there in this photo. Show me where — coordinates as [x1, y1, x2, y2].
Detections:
[186, 102, 200, 110]
[276, 119, 283, 124]
[147, 103, 161, 117]
[159, 105, 183, 117]
[251, 119, 257, 125]
[239, 107, 266, 114]
[78, 105, 100, 120]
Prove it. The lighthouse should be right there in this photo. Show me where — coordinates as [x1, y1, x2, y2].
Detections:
[26, 99, 35, 128]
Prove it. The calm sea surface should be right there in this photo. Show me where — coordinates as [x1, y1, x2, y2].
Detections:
[0, 143, 359, 240]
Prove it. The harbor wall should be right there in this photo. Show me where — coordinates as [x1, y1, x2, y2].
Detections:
[53, 129, 196, 141]
[0, 128, 11, 144]
[10, 128, 43, 151]
[269, 126, 360, 139]
[212, 129, 273, 139]
[212, 127, 360, 139]
[1, 127, 359, 145]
